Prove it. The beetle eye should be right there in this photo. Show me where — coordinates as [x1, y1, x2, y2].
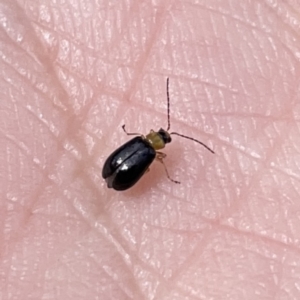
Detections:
[158, 128, 172, 144]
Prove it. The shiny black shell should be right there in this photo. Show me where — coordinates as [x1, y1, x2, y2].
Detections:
[102, 136, 156, 191]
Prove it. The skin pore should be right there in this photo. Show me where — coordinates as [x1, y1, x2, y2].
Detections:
[1, 0, 300, 299]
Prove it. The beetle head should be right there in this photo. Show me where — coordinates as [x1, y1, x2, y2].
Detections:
[158, 128, 172, 144]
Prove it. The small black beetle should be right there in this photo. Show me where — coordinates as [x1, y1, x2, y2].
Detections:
[102, 78, 214, 191]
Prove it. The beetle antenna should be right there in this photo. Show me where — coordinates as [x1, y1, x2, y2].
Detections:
[166, 77, 171, 131]
[170, 132, 215, 154]
[122, 124, 141, 136]
[166, 78, 214, 154]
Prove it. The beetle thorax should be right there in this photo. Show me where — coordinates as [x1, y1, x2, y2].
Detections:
[145, 129, 172, 150]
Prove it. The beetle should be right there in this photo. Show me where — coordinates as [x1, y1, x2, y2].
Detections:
[102, 78, 214, 191]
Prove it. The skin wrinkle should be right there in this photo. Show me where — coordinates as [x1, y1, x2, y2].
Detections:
[75, 193, 180, 298]
[1, 0, 300, 300]
[115, 6, 170, 109]
[158, 234, 217, 299]
[83, 230, 145, 299]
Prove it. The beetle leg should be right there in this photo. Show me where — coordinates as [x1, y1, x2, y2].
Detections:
[122, 124, 141, 136]
[156, 152, 180, 184]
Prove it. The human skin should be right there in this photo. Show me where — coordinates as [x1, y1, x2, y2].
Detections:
[1, 0, 300, 299]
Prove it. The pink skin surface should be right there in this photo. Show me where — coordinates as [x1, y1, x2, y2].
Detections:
[1, 0, 300, 299]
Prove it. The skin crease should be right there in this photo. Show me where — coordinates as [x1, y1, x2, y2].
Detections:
[1, 0, 300, 299]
